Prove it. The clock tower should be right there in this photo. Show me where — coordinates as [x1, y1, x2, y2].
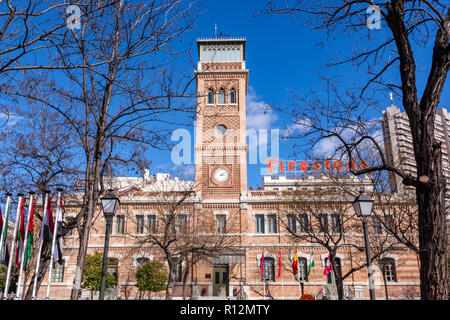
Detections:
[194, 37, 248, 199]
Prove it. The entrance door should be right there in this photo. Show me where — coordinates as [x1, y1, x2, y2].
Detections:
[213, 265, 229, 297]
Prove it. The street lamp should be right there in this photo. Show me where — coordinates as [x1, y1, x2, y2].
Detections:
[99, 189, 120, 300]
[352, 188, 376, 300]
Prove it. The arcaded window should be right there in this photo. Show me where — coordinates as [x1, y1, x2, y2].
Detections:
[218, 88, 225, 104]
[207, 89, 214, 104]
[229, 88, 236, 104]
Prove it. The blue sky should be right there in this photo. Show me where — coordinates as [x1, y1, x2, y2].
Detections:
[149, 0, 450, 189]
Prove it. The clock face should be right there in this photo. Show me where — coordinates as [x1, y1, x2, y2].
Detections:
[213, 168, 229, 182]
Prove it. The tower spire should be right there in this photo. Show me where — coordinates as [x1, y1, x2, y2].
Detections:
[389, 92, 394, 106]
[214, 23, 217, 38]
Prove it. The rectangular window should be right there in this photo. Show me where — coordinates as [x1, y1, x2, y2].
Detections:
[256, 215, 265, 233]
[372, 216, 383, 234]
[136, 215, 144, 234]
[298, 215, 308, 233]
[263, 258, 275, 281]
[148, 215, 157, 234]
[298, 258, 308, 281]
[319, 215, 328, 233]
[331, 215, 341, 233]
[287, 215, 296, 233]
[268, 215, 277, 233]
[116, 216, 125, 234]
[216, 215, 226, 233]
[51, 261, 65, 282]
[177, 215, 188, 234]
[175, 262, 182, 282]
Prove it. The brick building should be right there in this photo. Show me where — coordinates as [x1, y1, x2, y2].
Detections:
[28, 36, 421, 300]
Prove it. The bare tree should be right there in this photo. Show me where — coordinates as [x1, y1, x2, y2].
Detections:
[278, 178, 417, 300]
[262, 0, 449, 299]
[129, 183, 239, 300]
[2, 0, 198, 299]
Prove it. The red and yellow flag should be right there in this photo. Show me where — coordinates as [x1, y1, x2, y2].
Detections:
[292, 250, 298, 275]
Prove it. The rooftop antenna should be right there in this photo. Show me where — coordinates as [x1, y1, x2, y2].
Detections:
[389, 92, 394, 106]
[214, 23, 217, 38]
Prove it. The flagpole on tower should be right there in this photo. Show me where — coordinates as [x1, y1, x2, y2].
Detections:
[32, 190, 50, 300]
[15, 192, 34, 300]
[46, 188, 63, 300]
[3, 193, 24, 300]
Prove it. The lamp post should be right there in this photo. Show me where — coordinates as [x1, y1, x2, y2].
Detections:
[352, 189, 376, 300]
[99, 189, 120, 300]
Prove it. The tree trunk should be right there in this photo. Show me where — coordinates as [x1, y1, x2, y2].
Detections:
[415, 141, 448, 299]
[165, 264, 175, 300]
[70, 171, 99, 300]
[23, 245, 51, 300]
[182, 264, 190, 300]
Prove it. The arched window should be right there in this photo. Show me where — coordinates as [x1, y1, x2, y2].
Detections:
[107, 258, 119, 282]
[298, 257, 308, 281]
[262, 257, 275, 281]
[52, 260, 65, 282]
[380, 258, 397, 282]
[229, 88, 236, 104]
[218, 88, 225, 104]
[137, 257, 150, 267]
[326, 257, 342, 284]
[207, 89, 214, 104]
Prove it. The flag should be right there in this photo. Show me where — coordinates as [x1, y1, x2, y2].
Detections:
[24, 196, 34, 267]
[0, 205, 10, 266]
[324, 252, 332, 276]
[15, 198, 25, 267]
[308, 249, 314, 276]
[260, 251, 265, 277]
[292, 250, 298, 275]
[53, 195, 63, 264]
[278, 249, 282, 277]
[42, 197, 55, 245]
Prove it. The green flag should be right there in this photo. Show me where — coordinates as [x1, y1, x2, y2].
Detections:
[308, 249, 314, 275]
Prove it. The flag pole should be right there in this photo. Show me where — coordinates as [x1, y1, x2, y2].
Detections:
[32, 190, 50, 300]
[3, 194, 24, 300]
[46, 189, 62, 300]
[0, 193, 12, 265]
[15, 192, 34, 300]
[297, 249, 301, 299]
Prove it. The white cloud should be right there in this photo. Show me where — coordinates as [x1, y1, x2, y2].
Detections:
[0, 113, 23, 126]
[282, 119, 312, 137]
[246, 86, 278, 130]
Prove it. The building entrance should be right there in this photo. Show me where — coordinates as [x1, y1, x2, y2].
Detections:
[213, 265, 229, 297]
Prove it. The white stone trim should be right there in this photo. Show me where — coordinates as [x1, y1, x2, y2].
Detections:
[378, 253, 399, 267]
[252, 211, 279, 234]
[320, 253, 344, 266]
[132, 253, 154, 268]
[213, 210, 229, 220]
